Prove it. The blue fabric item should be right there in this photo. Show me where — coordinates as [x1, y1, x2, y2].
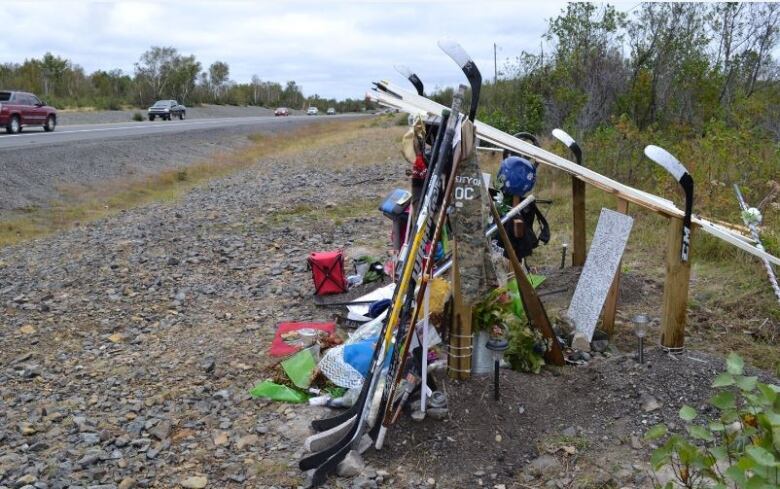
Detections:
[498, 156, 536, 196]
[343, 337, 394, 377]
[343, 337, 378, 376]
[435, 242, 444, 261]
[367, 299, 392, 318]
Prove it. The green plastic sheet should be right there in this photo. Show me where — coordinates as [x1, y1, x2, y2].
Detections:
[249, 380, 308, 403]
[281, 348, 317, 389]
[507, 274, 545, 318]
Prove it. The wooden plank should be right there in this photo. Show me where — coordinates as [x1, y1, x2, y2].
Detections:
[660, 217, 691, 349]
[602, 198, 630, 335]
[371, 86, 778, 266]
[488, 200, 565, 366]
[572, 177, 586, 266]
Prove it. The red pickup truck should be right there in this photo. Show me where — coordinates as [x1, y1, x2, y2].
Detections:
[0, 91, 58, 134]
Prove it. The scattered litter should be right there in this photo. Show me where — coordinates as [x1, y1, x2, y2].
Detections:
[281, 346, 319, 389]
[249, 380, 309, 403]
[269, 321, 335, 357]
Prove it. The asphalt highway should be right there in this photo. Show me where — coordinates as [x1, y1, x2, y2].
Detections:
[0, 113, 361, 150]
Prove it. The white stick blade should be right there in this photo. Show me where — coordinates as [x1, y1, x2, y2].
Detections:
[437, 39, 471, 68]
[644, 145, 688, 181]
[552, 128, 576, 148]
[394, 64, 414, 79]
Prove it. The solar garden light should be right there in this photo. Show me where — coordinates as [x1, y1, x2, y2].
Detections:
[632, 314, 650, 363]
[486, 324, 510, 401]
[560, 243, 568, 269]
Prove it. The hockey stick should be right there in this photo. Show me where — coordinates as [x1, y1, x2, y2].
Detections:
[644, 145, 694, 262]
[437, 39, 482, 122]
[733, 185, 780, 305]
[395, 64, 424, 96]
[551, 128, 582, 165]
[487, 197, 566, 366]
[374, 118, 464, 447]
[299, 91, 465, 487]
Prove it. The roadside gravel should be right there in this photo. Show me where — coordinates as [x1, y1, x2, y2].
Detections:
[0, 124, 407, 489]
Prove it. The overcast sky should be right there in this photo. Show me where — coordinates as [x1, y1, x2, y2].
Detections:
[2, 1, 643, 99]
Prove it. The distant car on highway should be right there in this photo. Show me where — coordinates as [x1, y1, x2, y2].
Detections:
[307, 107, 319, 115]
[326, 107, 336, 115]
[274, 107, 290, 116]
[0, 91, 57, 134]
[148, 100, 185, 121]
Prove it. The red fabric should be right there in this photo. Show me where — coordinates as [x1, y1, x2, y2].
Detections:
[411, 153, 427, 180]
[269, 321, 336, 357]
[308, 250, 347, 295]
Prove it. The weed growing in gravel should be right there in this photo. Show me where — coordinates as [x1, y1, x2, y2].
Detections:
[645, 353, 780, 488]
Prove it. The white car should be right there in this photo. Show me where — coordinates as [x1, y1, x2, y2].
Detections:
[307, 107, 319, 115]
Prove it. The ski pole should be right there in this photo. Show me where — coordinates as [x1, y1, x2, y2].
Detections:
[733, 184, 780, 305]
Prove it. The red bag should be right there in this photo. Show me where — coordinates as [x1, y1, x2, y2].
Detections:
[308, 250, 348, 295]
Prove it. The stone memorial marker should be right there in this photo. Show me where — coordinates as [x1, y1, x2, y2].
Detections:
[567, 208, 634, 341]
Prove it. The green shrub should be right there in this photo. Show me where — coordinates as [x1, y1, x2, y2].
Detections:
[132, 112, 144, 122]
[645, 353, 780, 488]
[473, 282, 546, 374]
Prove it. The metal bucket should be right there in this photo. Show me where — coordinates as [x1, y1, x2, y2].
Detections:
[471, 330, 493, 374]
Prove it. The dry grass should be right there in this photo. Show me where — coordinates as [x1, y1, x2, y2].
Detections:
[0, 119, 393, 247]
[529, 164, 779, 371]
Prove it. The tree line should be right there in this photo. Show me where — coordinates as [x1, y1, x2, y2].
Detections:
[0, 46, 368, 113]
[431, 3, 780, 142]
[431, 2, 779, 236]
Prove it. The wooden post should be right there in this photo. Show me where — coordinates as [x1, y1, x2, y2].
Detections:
[660, 217, 691, 349]
[512, 195, 523, 237]
[572, 176, 586, 266]
[601, 198, 629, 335]
[448, 242, 472, 379]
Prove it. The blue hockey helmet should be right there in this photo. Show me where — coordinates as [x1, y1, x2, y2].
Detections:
[497, 156, 536, 196]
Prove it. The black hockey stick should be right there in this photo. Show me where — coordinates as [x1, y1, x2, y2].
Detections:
[551, 128, 583, 165]
[395, 64, 424, 96]
[644, 145, 694, 262]
[438, 39, 481, 121]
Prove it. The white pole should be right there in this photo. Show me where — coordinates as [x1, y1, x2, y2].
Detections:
[420, 284, 431, 414]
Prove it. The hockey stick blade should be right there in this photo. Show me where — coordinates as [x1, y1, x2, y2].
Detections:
[437, 39, 481, 121]
[395, 64, 424, 96]
[552, 128, 583, 165]
[644, 145, 693, 262]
